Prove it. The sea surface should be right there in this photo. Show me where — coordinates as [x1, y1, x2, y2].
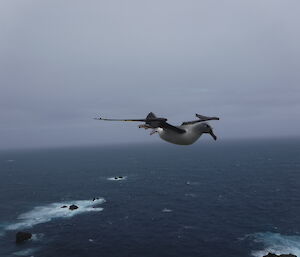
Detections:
[0, 139, 299, 257]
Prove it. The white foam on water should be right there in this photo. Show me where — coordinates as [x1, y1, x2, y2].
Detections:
[251, 232, 300, 257]
[184, 193, 197, 197]
[13, 248, 38, 256]
[5, 198, 105, 231]
[107, 176, 127, 181]
[162, 208, 173, 213]
[186, 181, 199, 186]
[31, 233, 44, 241]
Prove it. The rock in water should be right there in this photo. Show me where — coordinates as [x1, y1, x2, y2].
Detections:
[16, 231, 32, 243]
[69, 204, 79, 210]
[61, 205, 67, 208]
[263, 253, 297, 257]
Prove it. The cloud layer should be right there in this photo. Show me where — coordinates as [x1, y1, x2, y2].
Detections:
[1, 1, 299, 149]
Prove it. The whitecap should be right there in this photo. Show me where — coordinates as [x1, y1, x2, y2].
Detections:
[5, 198, 105, 231]
[162, 208, 172, 213]
[107, 176, 127, 181]
[31, 233, 44, 241]
[13, 248, 38, 256]
[186, 181, 199, 186]
[251, 232, 300, 257]
[184, 193, 197, 197]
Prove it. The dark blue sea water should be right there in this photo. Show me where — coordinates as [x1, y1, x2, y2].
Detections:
[0, 139, 300, 257]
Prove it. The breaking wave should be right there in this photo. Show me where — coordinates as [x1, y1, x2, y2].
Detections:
[251, 232, 300, 257]
[13, 248, 38, 256]
[31, 233, 44, 241]
[5, 198, 105, 231]
[107, 176, 127, 181]
[186, 181, 199, 186]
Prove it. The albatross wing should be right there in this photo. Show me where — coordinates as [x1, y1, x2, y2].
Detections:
[181, 114, 220, 125]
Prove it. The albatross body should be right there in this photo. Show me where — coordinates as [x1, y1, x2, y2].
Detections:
[95, 112, 219, 145]
[157, 123, 213, 145]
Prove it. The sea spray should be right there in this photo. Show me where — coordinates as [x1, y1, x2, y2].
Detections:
[5, 198, 105, 231]
[251, 232, 300, 257]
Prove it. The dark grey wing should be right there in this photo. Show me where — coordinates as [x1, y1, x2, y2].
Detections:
[94, 111, 167, 124]
[94, 112, 175, 132]
[94, 112, 185, 133]
[181, 114, 220, 125]
[160, 121, 186, 134]
[94, 117, 150, 122]
[195, 114, 220, 121]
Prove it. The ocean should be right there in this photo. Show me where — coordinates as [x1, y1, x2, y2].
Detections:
[0, 139, 299, 257]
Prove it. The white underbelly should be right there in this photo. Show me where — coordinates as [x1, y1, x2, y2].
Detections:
[158, 129, 201, 145]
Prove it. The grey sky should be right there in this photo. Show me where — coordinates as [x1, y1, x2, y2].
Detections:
[0, 0, 299, 149]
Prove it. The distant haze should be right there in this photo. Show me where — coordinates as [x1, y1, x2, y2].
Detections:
[1, 1, 299, 149]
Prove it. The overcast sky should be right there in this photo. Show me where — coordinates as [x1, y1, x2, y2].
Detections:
[0, 0, 299, 149]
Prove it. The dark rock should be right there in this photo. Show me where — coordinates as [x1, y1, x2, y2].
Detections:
[263, 253, 297, 257]
[119, 176, 123, 179]
[61, 205, 67, 208]
[114, 177, 118, 179]
[16, 231, 32, 243]
[69, 204, 78, 210]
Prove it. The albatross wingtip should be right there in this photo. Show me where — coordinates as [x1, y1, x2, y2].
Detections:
[195, 114, 220, 120]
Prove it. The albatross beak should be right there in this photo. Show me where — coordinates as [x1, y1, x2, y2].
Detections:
[209, 130, 217, 140]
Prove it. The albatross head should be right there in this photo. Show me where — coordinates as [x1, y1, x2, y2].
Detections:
[200, 123, 217, 140]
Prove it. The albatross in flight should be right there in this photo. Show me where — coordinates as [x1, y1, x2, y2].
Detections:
[94, 112, 219, 145]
